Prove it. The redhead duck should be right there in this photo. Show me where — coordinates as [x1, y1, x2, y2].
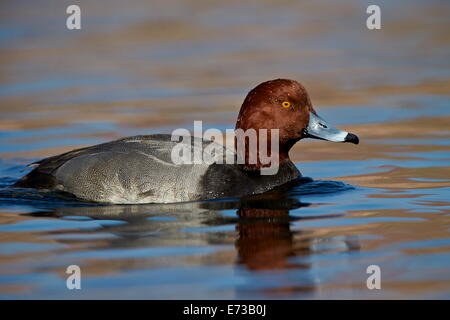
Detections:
[13, 79, 359, 204]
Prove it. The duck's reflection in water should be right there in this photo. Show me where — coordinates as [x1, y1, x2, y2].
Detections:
[236, 202, 301, 271]
[32, 189, 360, 278]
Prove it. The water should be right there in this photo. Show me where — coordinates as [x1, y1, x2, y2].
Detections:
[1, 0, 450, 299]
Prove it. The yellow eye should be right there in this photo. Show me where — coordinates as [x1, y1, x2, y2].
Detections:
[282, 101, 291, 109]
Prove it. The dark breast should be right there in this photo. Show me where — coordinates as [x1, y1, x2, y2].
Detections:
[199, 160, 301, 199]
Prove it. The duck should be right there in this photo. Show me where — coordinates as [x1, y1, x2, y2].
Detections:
[13, 79, 359, 204]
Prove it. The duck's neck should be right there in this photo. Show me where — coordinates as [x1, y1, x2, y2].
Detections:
[233, 128, 294, 172]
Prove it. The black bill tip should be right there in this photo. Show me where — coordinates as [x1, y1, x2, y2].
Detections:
[344, 133, 359, 145]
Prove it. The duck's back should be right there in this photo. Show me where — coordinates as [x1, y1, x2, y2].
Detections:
[14, 135, 214, 203]
[14, 134, 300, 204]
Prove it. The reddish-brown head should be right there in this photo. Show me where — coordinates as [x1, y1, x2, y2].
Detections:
[235, 79, 358, 168]
[236, 79, 313, 151]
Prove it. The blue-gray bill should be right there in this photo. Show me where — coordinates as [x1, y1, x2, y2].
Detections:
[305, 112, 359, 144]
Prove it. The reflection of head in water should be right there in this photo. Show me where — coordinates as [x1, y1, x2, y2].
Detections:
[234, 193, 306, 271]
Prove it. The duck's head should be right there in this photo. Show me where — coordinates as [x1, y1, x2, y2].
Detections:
[235, 79, 359, 162]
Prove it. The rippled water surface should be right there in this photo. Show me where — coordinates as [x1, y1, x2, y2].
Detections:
[1, 0, 450, 299]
